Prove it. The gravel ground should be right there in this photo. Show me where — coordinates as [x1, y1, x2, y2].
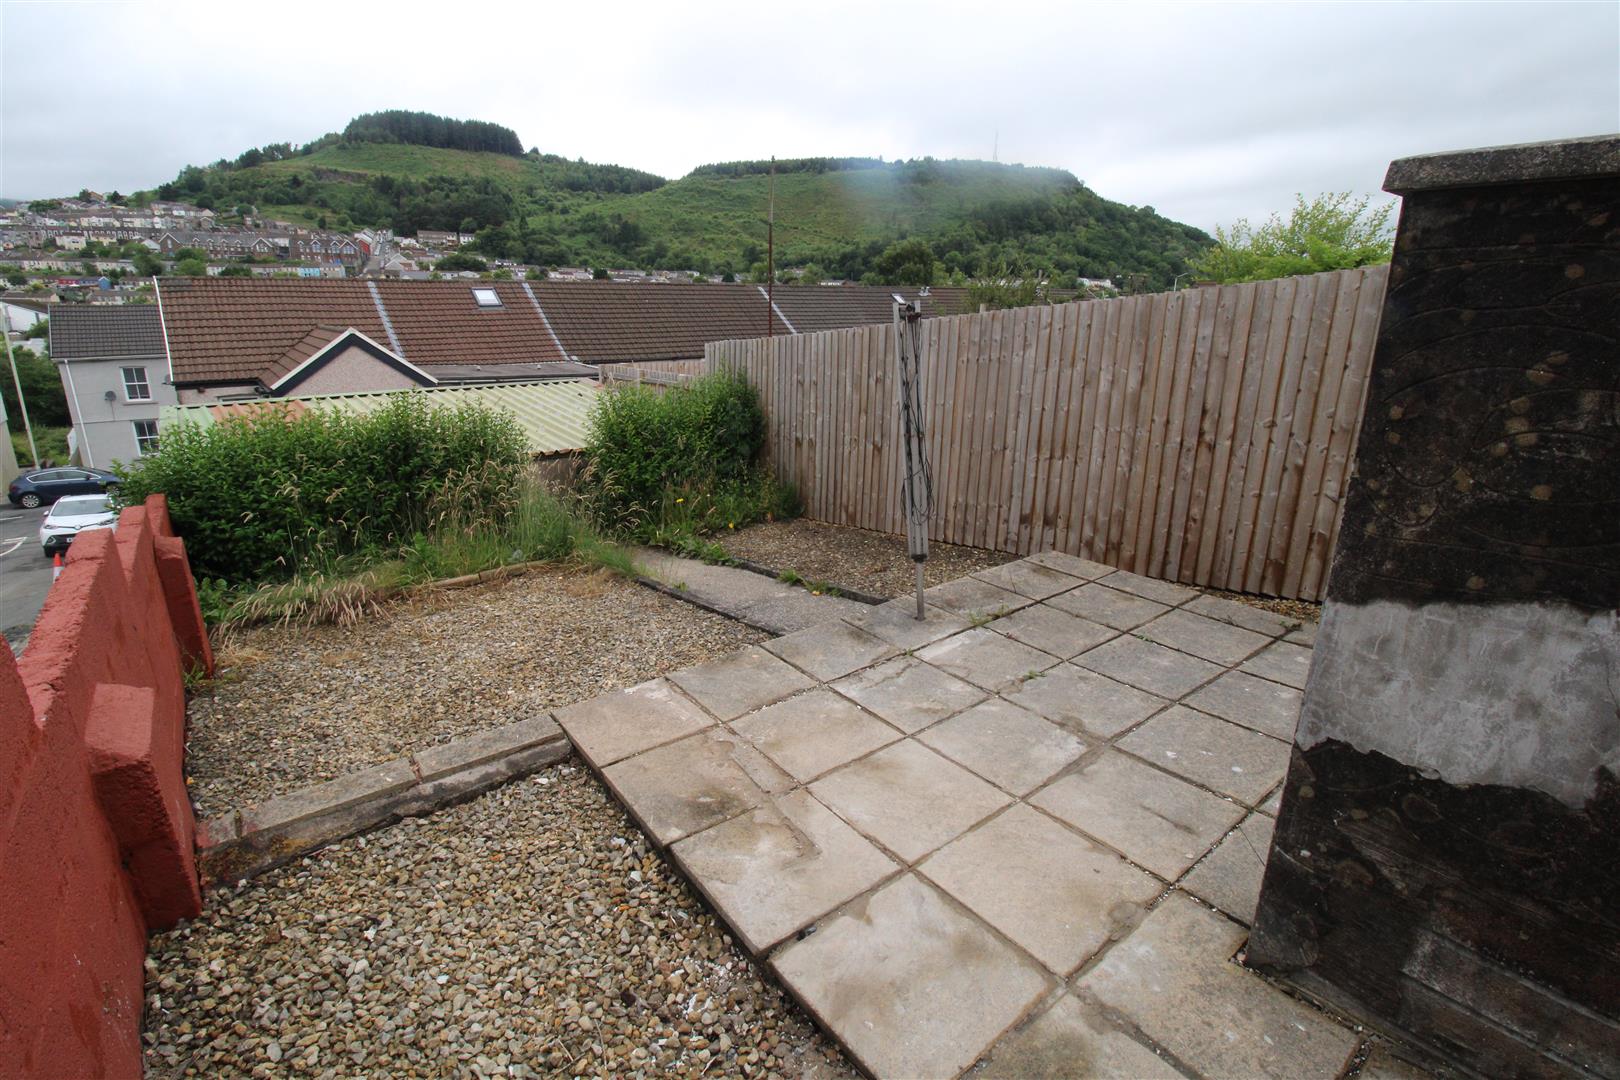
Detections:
[144, 762, 858, 1079]
[719, 520, 1014, 599]
[722, 520, 1321, 623]
[1205, 588, 1322, 624]
[188, 567, 766, 817]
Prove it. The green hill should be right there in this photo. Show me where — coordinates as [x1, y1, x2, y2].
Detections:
[142, 116, 1211, 288]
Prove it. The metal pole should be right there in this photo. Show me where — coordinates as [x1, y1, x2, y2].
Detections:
[3, 322, 39, 467]
[766, 156, 776, 338]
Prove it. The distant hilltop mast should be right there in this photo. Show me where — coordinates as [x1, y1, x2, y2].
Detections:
[993, 129, 998, 163]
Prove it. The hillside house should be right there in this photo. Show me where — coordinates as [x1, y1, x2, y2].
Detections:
[49, 304, 177, 467]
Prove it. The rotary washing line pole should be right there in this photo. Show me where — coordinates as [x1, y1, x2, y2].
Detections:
[892, 298, 933, 620]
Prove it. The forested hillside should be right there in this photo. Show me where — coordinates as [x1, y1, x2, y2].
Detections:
[138, 113, 1211, 288]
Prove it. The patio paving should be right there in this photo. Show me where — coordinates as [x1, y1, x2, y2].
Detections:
[554, 554, 1402, 1079]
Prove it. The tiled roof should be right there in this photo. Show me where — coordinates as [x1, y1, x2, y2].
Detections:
[155, 278, 1001, 387]
[769, 286, 972, 334]
[49, 304, 166, 362]
[156, 278, 567, 385]
[371, 279, 565, 369]
[162, 379, 599, 456]
[259, 324, 348, 386]
[158, 278, 387, 385]
[528, 281, 792, 364]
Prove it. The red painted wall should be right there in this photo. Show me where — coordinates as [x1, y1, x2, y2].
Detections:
[0, 495, 211, 1080]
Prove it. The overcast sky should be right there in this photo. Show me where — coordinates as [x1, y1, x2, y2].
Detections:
[2, 1, 1615, 230]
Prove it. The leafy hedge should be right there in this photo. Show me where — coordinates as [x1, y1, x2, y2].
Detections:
[582, 371, 768, 531]
[115, 395, 528, 583]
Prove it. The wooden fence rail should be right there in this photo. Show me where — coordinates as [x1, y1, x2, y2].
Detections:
[705, 264, 1387, 601]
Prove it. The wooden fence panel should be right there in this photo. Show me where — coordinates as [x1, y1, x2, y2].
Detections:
[703, 264, 1387, 600]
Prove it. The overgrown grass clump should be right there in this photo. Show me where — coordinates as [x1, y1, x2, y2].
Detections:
[580, 371, 797, 549]
[195, 474, 635, 628]
[116, 395, 530, 583]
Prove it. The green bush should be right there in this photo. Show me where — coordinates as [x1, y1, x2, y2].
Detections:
[115, 394, 528, 583]
[582, 370, 774, 533]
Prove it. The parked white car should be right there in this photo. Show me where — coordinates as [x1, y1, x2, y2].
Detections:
[40, 495, 119, 556]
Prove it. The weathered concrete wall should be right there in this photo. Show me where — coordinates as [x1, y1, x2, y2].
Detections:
[1249, 136, 1620, 1078]
[0, 494, 212, 1080]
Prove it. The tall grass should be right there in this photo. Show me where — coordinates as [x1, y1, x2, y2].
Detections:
[201, 473, 638, 629]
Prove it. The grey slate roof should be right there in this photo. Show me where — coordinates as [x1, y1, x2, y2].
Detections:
[49, 304, 166, 362]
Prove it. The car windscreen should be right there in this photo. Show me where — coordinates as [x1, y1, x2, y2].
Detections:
[50, 497, 111, 518]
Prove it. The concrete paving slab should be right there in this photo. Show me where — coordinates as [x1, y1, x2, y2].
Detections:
[1259, 784, 1284, 817]
[667, 645, 815, 721]
[1185, 669, 1304, 741]
[843, 598, 971, 651]
[1285, 621, 1319, 647]
[762, 620, 896, 683]
[1240, 639, 1315, 689]
[1073, 634, 1225, 699]
[1094, 570, 1199, 606]
[831, 656, 987, 734]
[555, 678, 714, 766]
[1024, 550, 1119, 581]
[991, 604, 1117, 659]
[917, 699, 1088, 796]
[1004, 663, 1169, 740]
[1137, 608, 1273, 666]
[810, 740, 1011, 862]
[601, 728, 792, 846]
[771, 873, 1051, 1080]
[974, 560, 1087, 600]
[1078, 892, 1359, 1079]
[1181, 811, 1276, 925]
[918, 627, 1061, 692]
[731, 690, 900, 783]
[1046, 581, 1170, 630]
[1118, 705, 1290, 805]
[670, 788, 898, 955]
[923, 575, 1035, 619]
[1183, 593, 1299, 637]
[1031, 751, 1244, 880]
[975, 993, 1183, 1079]
[920, 804, 1159, 975]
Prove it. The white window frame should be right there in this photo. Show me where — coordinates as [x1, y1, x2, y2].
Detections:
[133, 419, 159, 456]
[121, 366, 152, 401]
[471, 287, 502, 308]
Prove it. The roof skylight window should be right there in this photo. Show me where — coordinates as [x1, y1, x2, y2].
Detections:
[472, 287, 502, 308]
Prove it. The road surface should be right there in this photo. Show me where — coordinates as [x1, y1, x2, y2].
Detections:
[0, 503, 52, 654]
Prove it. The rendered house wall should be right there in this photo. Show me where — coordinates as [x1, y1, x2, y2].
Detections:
[1247, 136, 1620, 1078]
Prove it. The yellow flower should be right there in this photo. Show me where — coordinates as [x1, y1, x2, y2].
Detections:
[728, 522, 735, 529]
[675, 497, 684, 504]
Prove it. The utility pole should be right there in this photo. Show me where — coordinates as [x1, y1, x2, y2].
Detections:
[3, 320, 38, 467]
[766, 156, 776, 338]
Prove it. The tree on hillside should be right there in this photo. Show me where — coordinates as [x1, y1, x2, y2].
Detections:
[132, 249, 162, 277]
[873, 239, 937, 286]
[435, 252, 488, 273]
[1191, 193, 1394, 284]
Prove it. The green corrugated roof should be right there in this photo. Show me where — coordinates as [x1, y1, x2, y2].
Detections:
[160, 379, 599, 456]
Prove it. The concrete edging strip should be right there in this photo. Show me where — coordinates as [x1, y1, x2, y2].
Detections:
[197, 715, 570, 885]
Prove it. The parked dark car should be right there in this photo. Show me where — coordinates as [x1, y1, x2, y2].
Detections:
[7, 467, 121, 508]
